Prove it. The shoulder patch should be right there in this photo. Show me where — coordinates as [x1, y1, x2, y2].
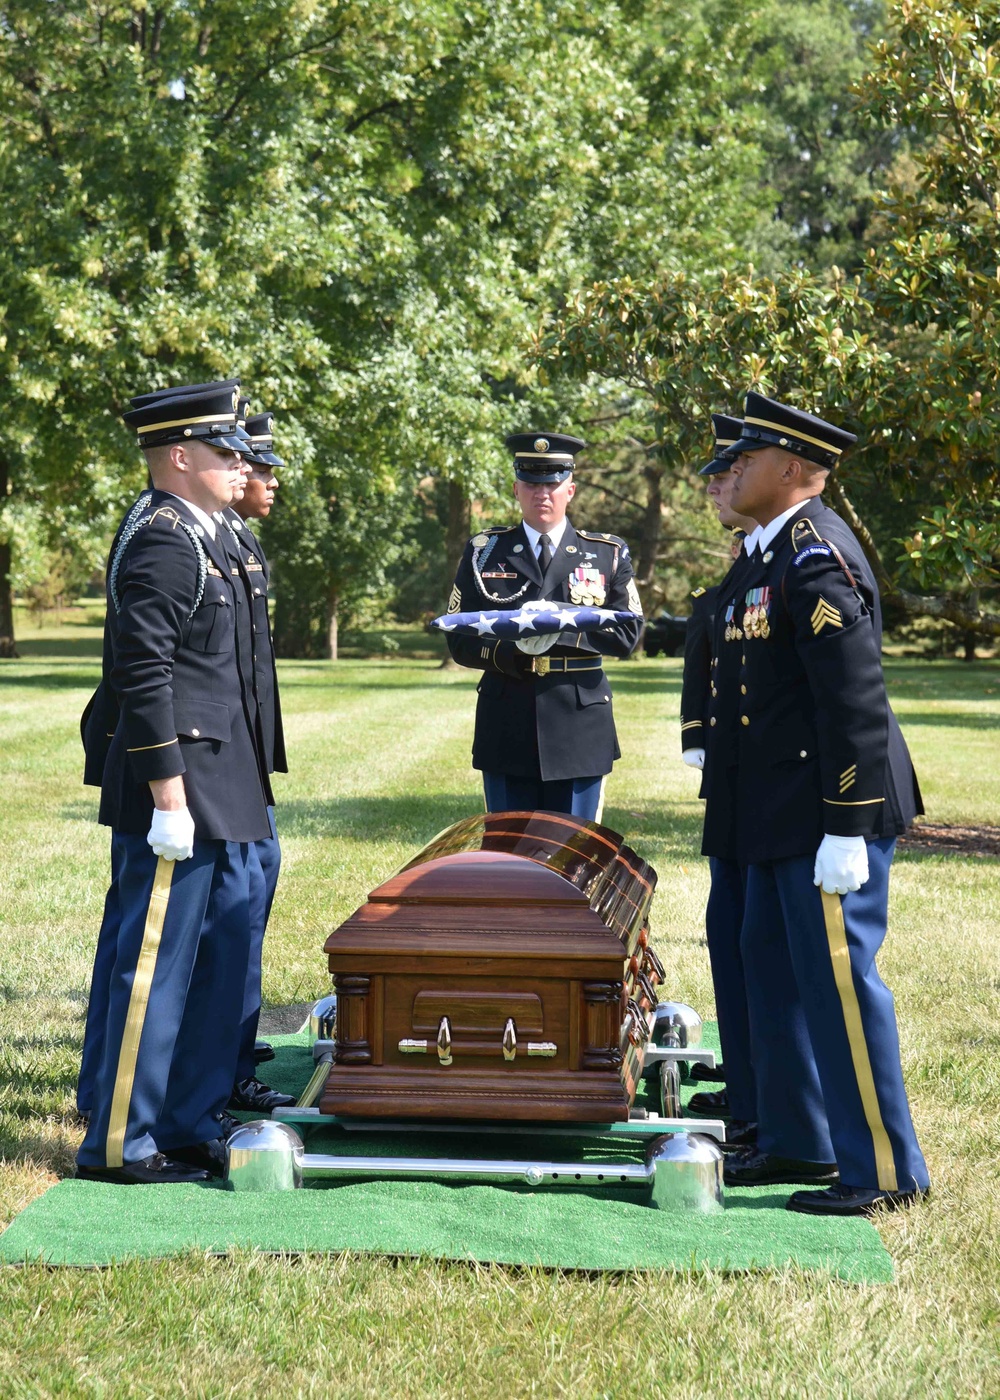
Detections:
[793, 544, 833, 567]
[691, 587, 707, 598]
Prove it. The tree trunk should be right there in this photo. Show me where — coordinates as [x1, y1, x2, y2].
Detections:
[444, 479, 471, 582]
[635, 455, 665, 591]
[0, 454, 16, 658]
[326, 586, 339, 662]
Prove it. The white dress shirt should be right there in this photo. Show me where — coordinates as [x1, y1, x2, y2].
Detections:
[522, 517, 568, 559]
[755, 500, 810, 556]
[164, 492, 217, 540]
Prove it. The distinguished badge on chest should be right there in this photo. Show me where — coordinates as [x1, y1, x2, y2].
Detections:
[569, 565, 606, 607]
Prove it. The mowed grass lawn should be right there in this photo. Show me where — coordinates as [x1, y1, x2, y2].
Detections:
[1, 608, 999, 1396]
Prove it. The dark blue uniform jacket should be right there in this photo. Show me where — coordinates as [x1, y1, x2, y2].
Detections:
[222, 510, 287, 776]
[702, 497, 921, 864]
[82, 490, 273, 843]
[447, 520, 642, 782]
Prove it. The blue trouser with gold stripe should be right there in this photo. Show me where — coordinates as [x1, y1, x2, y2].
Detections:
[706, 857, 755, 1123]
[234, 807, 281, 1083]
[77, 833, 252, 1168]
[76, 840, 122, 1116]
[742, 839, 928, 1192]
[482, 772, 606, 822]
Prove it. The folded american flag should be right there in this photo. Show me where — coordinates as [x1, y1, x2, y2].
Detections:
[430, 600, 642, 638]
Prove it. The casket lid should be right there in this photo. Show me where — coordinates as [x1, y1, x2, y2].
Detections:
[368, 851, 587, 907]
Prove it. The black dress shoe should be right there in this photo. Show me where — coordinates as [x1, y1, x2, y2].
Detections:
[688, 1089, 728, 1116]
[787, 1183, 929, 1216]
[254, 1039, 275, 1065]
[689, 1061, 726, 1084]
[168, 1138, 227, 1178]
[723, 1147, 839, 1187]
[228, 1076, 296, 1112]
[720, 1119, 758, 1152]
[213, 1110, 242, 1139]
[75, 1152, 212, 1185]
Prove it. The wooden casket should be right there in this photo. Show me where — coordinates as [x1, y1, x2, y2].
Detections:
[320, 812, 664, 1123]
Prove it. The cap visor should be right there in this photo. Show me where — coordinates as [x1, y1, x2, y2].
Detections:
[259, 451, 284, 467]
[698, 456, 734, 477]
[726, 436, 769, 457]
[202, 433, 247, 453]
[515, 468, 572, 484]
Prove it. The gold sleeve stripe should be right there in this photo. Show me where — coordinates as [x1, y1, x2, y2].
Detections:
[594, 775, 609, 826]
[744, 415, 845, 455]
[824, 797, 884, 806]
[820, 891, 898, 1191]
[127, 738, 180, 753]
[105, 856, 175, 1168]
[680, 721, 703, 731]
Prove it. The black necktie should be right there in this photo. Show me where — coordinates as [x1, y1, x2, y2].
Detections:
[538, 533, 553, 572]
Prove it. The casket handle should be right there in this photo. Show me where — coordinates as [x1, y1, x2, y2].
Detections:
[643, 946, 665, 984]
[636, 971, 659, 1009]
[437, 1016, 453, 1066]
[502, 1017, 517, 1061]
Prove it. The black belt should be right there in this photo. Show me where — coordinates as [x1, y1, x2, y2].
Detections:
[529, 657, 602, 675]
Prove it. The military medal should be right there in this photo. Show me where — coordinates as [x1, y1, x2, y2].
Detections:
[570, 565, 606, 607]
[742, 587, 772, 639]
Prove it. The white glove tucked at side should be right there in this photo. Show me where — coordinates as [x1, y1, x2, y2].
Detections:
[147, 806, 196, 862]
[682, 748, 705, 770]
[813, 833, 869, 895]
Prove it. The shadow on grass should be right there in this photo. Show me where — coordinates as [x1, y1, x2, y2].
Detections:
[0, 670, 98, 691]
[891, 710, 999, 729]
[11, 638, 103, 658]
[276, 795, 704, 862]
[0, 1120, 80, 1178]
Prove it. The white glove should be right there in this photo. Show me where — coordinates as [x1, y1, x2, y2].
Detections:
[147, 806, 196, 862]
[682, 748, 705, 770]
[516, 631, 567, 655]
[814, 833, 869, 895]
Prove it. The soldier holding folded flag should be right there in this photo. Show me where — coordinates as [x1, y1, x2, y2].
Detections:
[445, 432, 642, 820]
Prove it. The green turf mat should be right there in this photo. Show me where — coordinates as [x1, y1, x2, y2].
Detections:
[0, 1028, 893, 1281]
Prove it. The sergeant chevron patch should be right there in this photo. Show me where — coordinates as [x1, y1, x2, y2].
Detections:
[811, 596, 843, 635]
[839, 764, 857, 793]
[447, 584, 461, 614]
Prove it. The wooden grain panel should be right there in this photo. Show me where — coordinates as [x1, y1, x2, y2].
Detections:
[412, 991, 544, 1035]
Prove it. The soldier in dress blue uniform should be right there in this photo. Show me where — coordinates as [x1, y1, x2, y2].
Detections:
[709, 391, 929, 1215]
[75, 381, 274, 1184]
[220, 411, 295, 1114]
[679, 415, 758, 1145]
[447, 432, 642, 820]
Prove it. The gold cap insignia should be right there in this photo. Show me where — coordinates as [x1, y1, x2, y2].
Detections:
[533, 437, 550, 453]
[232, 389, 240, 410]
